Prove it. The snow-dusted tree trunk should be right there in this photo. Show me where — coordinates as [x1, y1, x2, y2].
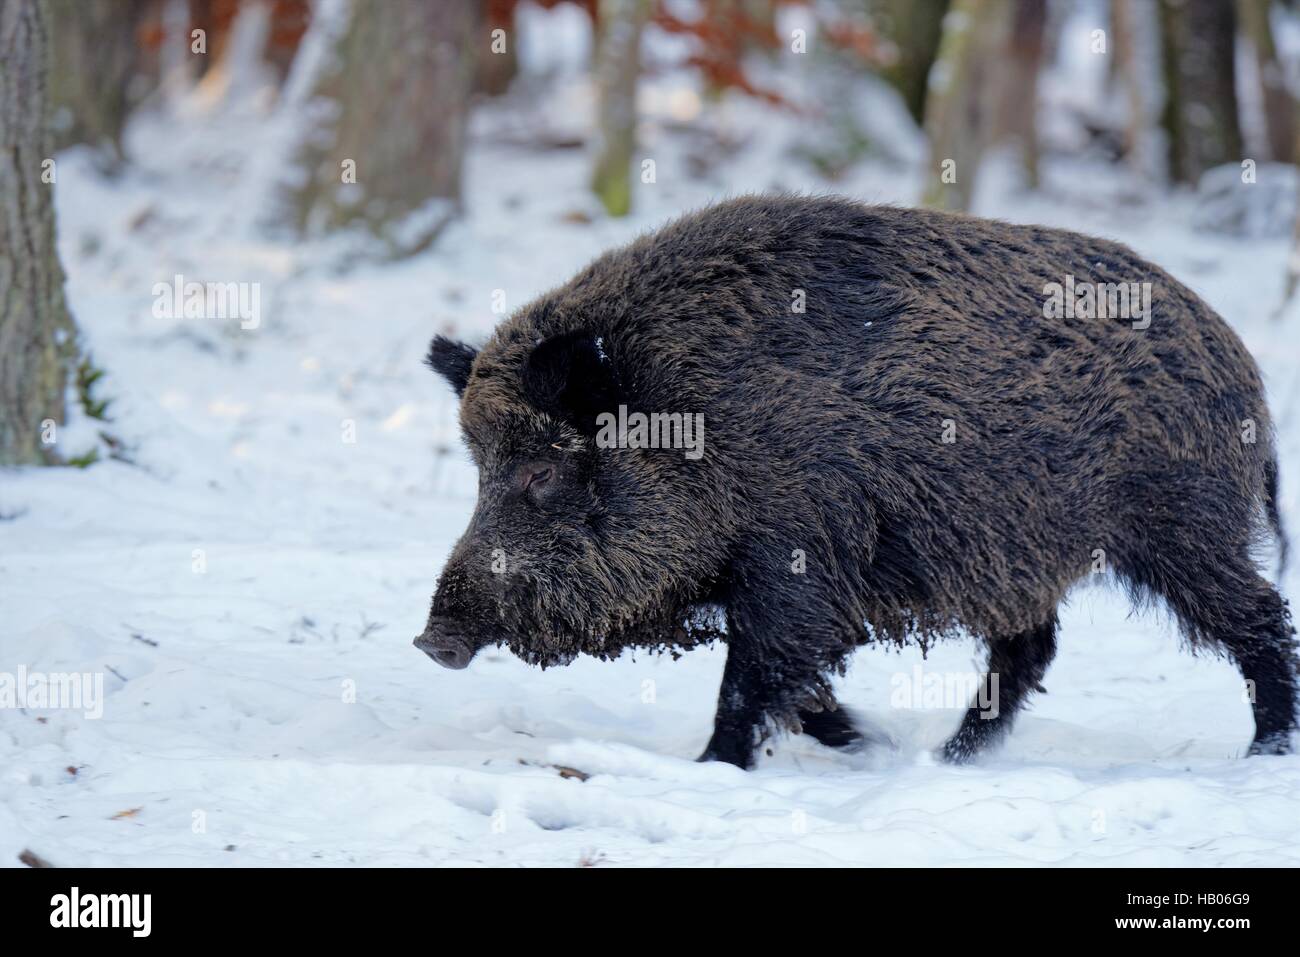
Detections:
[1238, 0, 1294, 164]
[0, 0, 78, 465]
[922, 0, 1011, 211]
[1158, 0, 1243, 183]
[275, 0, 479, 256]
[590, 0, 650, 217]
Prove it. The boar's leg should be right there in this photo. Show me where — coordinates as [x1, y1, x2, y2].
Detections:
[698, 569, 853, 769]
[1226, 585, 1299, 756]
[698, 675, 862, 766]
[698, 646, 858, 767]
[1196, 580, 1298, 755]
[940, 617, 1058, 764]
[1115, 518, 1298, 755]
[697, 636, 773, 769]
[1147, 569, 1296, 755]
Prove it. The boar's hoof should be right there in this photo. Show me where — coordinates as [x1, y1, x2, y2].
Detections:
[696, 737, 755, 770]
[1247, 732, 1293, 757]
[938, 735, 984, 765]
[798, 708, 867, 751]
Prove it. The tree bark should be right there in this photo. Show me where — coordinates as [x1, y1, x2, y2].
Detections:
[276, 0, 478, 256]
[46, 0, 155, 168]
[0, 0, 78, 465]
[1280, 115, 1300, 314]
[922, 0, 1011, 211]
[1110, 0, 1147, 167]
[1238, 0, 1294, 163]
[873, 0, 949, 127]
[1158, 0, 1243, 183]
[591, 0, 651, 217]
[997, 0, 1046, 188]
[477, 0, 518, 96]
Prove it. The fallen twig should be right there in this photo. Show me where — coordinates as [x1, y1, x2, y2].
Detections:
[19, 849, 54, 868]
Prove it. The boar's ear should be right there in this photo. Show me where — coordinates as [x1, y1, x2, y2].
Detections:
[426, 336, 478, 397]
[521, 330, 620, 431]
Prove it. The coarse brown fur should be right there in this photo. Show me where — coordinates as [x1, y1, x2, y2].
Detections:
[416, 194, 1297, 768]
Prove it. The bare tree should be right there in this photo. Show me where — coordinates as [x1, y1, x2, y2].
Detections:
[1110, 0, 1148, 169]
[1280, 133, 1300, 315]
[45, 0, 156, 168]
[0, 0, 79, 465]
[1238, 0, 1294, 163]
[872, 0, 949, 126]
[922, 0, 1011, 211]
[275, 0, 479, 256]
[591, 0, 651, 217]
[997, 0, 1046, 188]
[477, 0, 519, 96]
[1158, 0, 1243, 183]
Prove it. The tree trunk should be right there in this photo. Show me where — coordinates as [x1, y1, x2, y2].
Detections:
[997, 0, 1046, 188]
[922, 0, 1011, 211]
[1238, 0, 1294, 163]
[477, 0, 518, 96]
[1158, 0, 1243, 183]
[1280, 117, 1300, 315]
[1110, 0, 1147, 168]
[0, 0, 78, 465]
[591, 0, 651, 217]
[276, 0, 478, 256]
[46, 0, 155, 168]
[873, 0, 949, 127]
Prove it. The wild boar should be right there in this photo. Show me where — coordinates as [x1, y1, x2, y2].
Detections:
[416, 195, 1295, 769]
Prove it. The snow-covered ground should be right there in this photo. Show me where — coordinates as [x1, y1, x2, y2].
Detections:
[5, 14, 1300, 867]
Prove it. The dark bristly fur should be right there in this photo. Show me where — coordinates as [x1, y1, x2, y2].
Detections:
[416, 194, 1298, 769]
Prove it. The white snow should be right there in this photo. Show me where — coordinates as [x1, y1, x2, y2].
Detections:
[4, 14, 1300, 867]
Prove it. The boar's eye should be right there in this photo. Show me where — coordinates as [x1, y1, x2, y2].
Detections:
[521, 466, 553, 494]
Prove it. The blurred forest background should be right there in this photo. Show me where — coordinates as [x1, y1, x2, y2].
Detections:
[3, 0, 1300, 465]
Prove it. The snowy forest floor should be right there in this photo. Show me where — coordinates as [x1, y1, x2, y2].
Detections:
[5, 50, 1300, 865]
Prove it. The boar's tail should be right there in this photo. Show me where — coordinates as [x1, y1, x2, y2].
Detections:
[1265, 456, 1289, 575]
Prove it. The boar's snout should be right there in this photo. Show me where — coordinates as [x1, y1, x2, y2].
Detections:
[414, 617, 477, 671]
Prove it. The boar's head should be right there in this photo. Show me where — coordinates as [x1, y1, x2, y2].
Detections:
[415, 321, 726, 671]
